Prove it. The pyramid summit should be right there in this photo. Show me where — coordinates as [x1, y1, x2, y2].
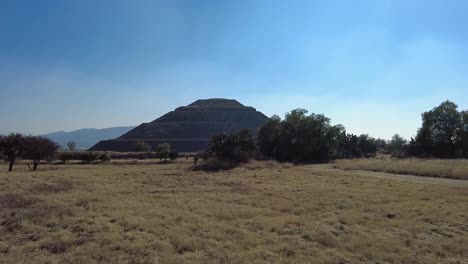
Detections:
[89, 98, 269, 152]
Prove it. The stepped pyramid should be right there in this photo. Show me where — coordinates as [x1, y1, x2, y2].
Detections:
[89, 98, 269, 152]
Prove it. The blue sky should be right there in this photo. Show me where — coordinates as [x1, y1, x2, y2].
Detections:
[1, 0, 467, 139]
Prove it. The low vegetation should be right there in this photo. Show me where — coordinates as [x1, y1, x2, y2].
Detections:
[334, 158, 468, 180]
[0, 160, 467, 263]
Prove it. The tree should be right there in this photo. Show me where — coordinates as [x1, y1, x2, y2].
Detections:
[413, 100, 463, 158]
[257, 115, 281, 158]
[459, 110, 468, 157]
[207, 129, 256, 162]
[67, 141, 77, 151]
[156, 143, 170, 161]
[135, 141, 150, 152]
[257, 109, 359, 162]
[357, 134, 378, 157]
[387, 134, 408, 157]
[169, 150, 179, 161]
[23, 136, 59, 171]
[0, 133, 26, 172]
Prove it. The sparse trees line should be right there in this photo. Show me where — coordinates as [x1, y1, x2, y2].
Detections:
[202, 100, 468, 167]
[201, 109, 386, 167]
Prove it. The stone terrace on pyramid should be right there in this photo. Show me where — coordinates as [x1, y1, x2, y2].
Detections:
[89, 98, 269, 153]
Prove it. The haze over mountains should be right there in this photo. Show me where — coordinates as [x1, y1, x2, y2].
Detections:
[40, 126, 135, 150]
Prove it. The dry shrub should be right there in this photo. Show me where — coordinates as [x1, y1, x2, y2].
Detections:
[40, 236, 72, 254]
[334, 158, 468, 180]
[31, 181, 73, 193]
[193, 158, 237, 171]
[0, 194, 40, 209]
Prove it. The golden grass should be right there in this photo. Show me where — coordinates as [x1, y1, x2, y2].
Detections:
[334, 158, 468, 180]
[1, 159, 468, 263]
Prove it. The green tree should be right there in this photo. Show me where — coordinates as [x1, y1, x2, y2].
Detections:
[387, 134, 408, 157]
[156, 143, 170, 161]
[207, 129, 256, 162]
[23, 136, 59, 171]
[459, 110, 468, 157]
[135, 141, 150, 152]
[413, 100, 462, 157]
[0, 133, 26, 172]
[257, 109, 357, 162]
[257, 115, 281, 158]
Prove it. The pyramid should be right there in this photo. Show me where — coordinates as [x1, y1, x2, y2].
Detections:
[89, 98, 269, 152]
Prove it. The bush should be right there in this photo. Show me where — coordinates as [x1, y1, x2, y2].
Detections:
[206, 129, 256, 163]
[169, 150, 178, 161]
[80, 151, 98, 164]
[193, 158, 237, 171]
[135, 141, 150, 152]
[98, 153, 111, 163]
[59, 152, 72, 163]
[387, 134, 408, 157]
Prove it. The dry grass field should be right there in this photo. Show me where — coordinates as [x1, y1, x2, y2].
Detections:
[334, 158, 468, 180]
[1, 159, 468, 264]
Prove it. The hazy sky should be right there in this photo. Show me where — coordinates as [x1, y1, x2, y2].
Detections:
[1, 0, 467, 139]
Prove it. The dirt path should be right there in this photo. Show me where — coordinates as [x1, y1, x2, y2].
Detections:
[305, 164, 468, 187]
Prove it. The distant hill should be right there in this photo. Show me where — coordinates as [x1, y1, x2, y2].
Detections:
[40, 126, 135, 150]
[90, 98, 269, 152]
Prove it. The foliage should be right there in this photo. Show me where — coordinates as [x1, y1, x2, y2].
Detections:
[206, 129, 256, 163]
[156, 143, 170, 161]
[23, 137, 59, 171]
[387, 134, 408, 157]
[168, 150, 179, 161]
[80, 151, 98, 164]
[0, 133, 27, 171]
[257, 109, 379, 162]
[135, 141, 150, 152]
[67, 141, 76, 151]
[410, 100, 467, 158]
[192, 158, 237, 171]
[59, 152, 72, 163]
[99, 153, 111, 163]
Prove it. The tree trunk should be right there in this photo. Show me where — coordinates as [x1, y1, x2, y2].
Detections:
[33, 160, 39, 171]
[8, 159, 14, 172]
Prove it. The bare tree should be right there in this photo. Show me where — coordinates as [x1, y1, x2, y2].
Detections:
[0, 133, 26, 172]
[23, 136, 59, 171]
[67, 141, 77, 151]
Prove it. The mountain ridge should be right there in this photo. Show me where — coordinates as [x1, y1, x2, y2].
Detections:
[41, 126, 135, 150]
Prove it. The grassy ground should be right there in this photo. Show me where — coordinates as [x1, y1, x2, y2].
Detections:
[1, 159, 468, 263]
[333, 158, 468, 180]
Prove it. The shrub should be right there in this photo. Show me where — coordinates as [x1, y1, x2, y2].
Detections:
[193, 158, 237, 171]
[98, 153, 111, 163]
[206, 129, 256, 163]
[59, 152, 72, 163]
[387, 134, 408, 157]
[80, 151, 98, 164]
[169, 150, 178, 161]
[135, 141, 150, 152]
